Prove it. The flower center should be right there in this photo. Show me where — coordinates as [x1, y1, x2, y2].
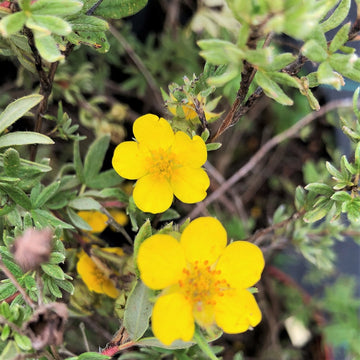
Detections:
[179, 260, 229, 307]
[147, 148, 179, 179]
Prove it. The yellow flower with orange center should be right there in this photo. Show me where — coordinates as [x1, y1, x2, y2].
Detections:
[137, 217, 265, 346]
[112, 114, 210, 214]
[77, 247, 124, 298]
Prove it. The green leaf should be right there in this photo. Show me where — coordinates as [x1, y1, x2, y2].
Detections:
[86, 169, 123, 189]
[1, 257, 23, 278]
[206, 142, 222, 151]
[32, 181, 60, 208]
[68, 197, 102, 210]
[0, 182, 31, 210]
[160, 208, 180, 221]
[98, 188, 128, 202]
[320, 0, 351, 33]
[54, 279, 74, 295]
[343, 198, 360, 223]
[326, 161, 343, 180]
[263, 53, 297, 72]
[93, 0, 147, 19]
[14, 333, 32, 351]
[49, 252, 66, 264]
[0, 282, 17, 301]
[68, 14, 108, 32]
[0, 341, 21, 360]
[0, 94, 43, 134]
[329, 22, 351, 53]
[66, 207, 92, 230]
[33, 32, 64, 62]
[1, 323, 10, 341]
[123, 280, 153, 340]
[0, 153, 52, 173]
[331, 191, 352, 202]
[31, 209, 74, 229]
[27, 15, 72, 36]
[30, 0, 83, 16]
[133, 219, 152, 277]
[295, 186, 306, 211]
[73, 139, 85, 183]
[301, 39, 328, 63]
[198, 39, 244, 65]
[317, 61, 343, 90]
[268, 72, 301, 89]
[41, 263, 65, 280]
[304, 197, 334, 223]
[255, 71, 293, 106]
[0, 131, 54, 148]
[66, 30, 110, 53]
[84, 135, 110, 183]
[77, 352, 110, 360]
[0, 12, 26, 37]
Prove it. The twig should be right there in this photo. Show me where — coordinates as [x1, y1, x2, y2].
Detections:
[187, 98, 354, 219]
[109, 24, 165, 115]
[0, 255, 36, 309]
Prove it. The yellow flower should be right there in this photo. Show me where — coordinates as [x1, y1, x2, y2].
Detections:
[112, 114, 210, 214]
[77, 247, 124, 298]
[77, 210, 108, 233]
[137, 217, 265, 346]
[78, 209, 128, 233]
[168, 94, 219, 122]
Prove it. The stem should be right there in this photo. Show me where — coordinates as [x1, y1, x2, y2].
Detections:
[193, 328, 219, 360]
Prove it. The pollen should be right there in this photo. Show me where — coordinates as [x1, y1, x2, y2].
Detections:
[179, 260, 230, 306]
[147, 148, 180, 179]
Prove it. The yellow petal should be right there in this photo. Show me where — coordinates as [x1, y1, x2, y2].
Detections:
[133, 174, 173, 213]
[77, 252, 119, 298]
[152, 292, 195, 346]
[102, 247, 124, 256]
[172, 132, 207, 167]
[77, 210, 108, 233]
[112, 141, 148, 180]
[108, 209, 128, 227]
[133, 114, 174, 150]
[193, 302, 216, 329]
[137, 234, 186, 290]
[215, 288, 262, 333]
[216, 241, 265, 289]
[180, 217, 227, 264]
[171, 166, 210, 204]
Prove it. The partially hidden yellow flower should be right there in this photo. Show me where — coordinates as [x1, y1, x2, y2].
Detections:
[78, 209, 128, 233]
[168, 94, 219, 122]
[77, 247, 124, 298]
[137, 217, 265, 346]
[112, 114, 210, 214]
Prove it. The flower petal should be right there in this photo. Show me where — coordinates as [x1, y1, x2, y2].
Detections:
[216, 241, 265, 289]
[172, 132, 207, 167]
[112, 141, 148, 180]
[77, 210, 108, 233]
[180, 217, 227, 264]
[133, 114, 174, 150]
[152, 292, 195, 345]
[171, 166, 210, 204]
[137, 234, 186, 290]
[133, 174, 173, 213]
[214, 288, 262, 333]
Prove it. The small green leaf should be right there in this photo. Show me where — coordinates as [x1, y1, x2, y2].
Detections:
[343, 198, 360, 223]
[73, 139, 85, 183]
[27, 15, 72, 36]
[295, 186, 306, 211]
[0, 341, 21, 360]
[255, 71, 293, 106]
[326, 161, 343, 180]
[198, 39, 244, 65]
[304, 197, 334, 223]
[206, 142, 222, 151]
[0, 12, 26, 37]
[0, 182, 31, 210]
[77, 352, 110, 360]
[317, 62, 343, 90]
[329, 22, 351, 53]
[30, 0, 83, 16]
[32, 181, 60, 208]
[68, 197, 102, 210]
[49, 252, 66, 264]
[54, 279, 74, 295]
[301, 39, 328, 63]
[66, 207, 92, 230]
[0, 131, 54, 148]
[86, 169, 123, 189]
[41, 264, 65, 280]
[331, 191, 352, 202]
[34, 32, 64, 62]
[263, 53, 297, 72]
[14, 333, 32, 351]
[160, 208, 180, 221]
[66, 30, 109, 53]
[84, 135, 110, 183]
[1, 324, 10, 341]
[93, 0, 147, 19]
[68, 14, 108, 32]
[133, 219, 152, 277]
[123, 280, 153, 340]
[31, 209, 74, 229]
[320, 0, 351, 33]
[0, 94, 43, 134]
